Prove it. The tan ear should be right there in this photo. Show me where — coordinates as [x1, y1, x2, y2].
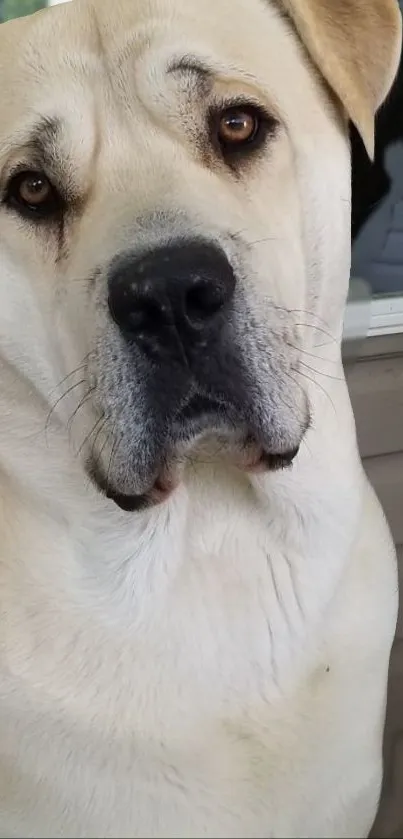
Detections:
[277, 0, 402, 158]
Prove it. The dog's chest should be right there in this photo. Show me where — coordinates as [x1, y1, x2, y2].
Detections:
[0, 477, 382, 837]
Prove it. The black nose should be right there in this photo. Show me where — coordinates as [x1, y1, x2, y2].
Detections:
[107, 241, 236, 343]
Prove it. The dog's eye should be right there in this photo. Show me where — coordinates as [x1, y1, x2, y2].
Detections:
[5, 170, 62, 219]
[217, 107, 260, 148]
[211, 103, 276, 164]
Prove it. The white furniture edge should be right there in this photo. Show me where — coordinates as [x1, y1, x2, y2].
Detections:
[344, 295, 403, 341]
[367, 295, 403, 337]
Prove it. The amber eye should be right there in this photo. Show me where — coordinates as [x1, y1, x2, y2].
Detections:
[217, 107, 260, 148]
[5, 170, 61, 219]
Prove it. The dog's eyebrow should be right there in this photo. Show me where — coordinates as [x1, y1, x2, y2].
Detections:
[166, 55, 261, 94]
[168, 56, 213, 77]
[22, 117, 63, 167]
[167, 55, 215, 92]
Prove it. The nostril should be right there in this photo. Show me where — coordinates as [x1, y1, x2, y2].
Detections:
[185, 277, 232, 324]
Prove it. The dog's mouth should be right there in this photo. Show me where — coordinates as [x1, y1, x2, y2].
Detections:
[87, 392, 303, 513]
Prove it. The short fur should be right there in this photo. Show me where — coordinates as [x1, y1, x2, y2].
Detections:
[0, 0, 401, 836]
[279, 0, 402, 157]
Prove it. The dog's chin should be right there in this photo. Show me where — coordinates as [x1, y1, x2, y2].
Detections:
[88, 436, 300, 514]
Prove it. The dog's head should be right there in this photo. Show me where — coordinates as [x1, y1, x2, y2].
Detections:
[0, 0, 400, 511]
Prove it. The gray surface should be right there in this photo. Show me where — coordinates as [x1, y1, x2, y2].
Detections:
[352, 144, 403, 295]
[347, 347, 403, 838]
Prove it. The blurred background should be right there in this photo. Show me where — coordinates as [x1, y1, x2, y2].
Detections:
[0, 0, 49, 17]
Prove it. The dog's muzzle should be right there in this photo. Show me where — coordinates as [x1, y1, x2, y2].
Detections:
[88, 237, 306, 512]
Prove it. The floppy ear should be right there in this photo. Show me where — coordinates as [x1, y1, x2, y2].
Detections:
[277, 0, 402, 158]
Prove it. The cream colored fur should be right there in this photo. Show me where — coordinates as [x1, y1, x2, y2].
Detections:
[278, 0, 402, 157]
[0, 0, 401, 836]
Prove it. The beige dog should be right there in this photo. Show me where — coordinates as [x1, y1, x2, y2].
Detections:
[0, 0, 401, 836]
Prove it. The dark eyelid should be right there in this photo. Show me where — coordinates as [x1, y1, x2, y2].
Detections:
[1, 162, 64, 205]
[1, 169, 65, 226]
[5, 160, 47, 182]
[209, 99, 278, 133]
[1, 117, 69, 197]
[208, 101, 279, 167]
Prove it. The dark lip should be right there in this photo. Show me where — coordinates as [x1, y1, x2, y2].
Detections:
[257, 446, 300, 471]
[87, 459, 151, 513]
[104, 488, 150, 513]
[87, 440, 301, 514]
[87, 391, 308, 513]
